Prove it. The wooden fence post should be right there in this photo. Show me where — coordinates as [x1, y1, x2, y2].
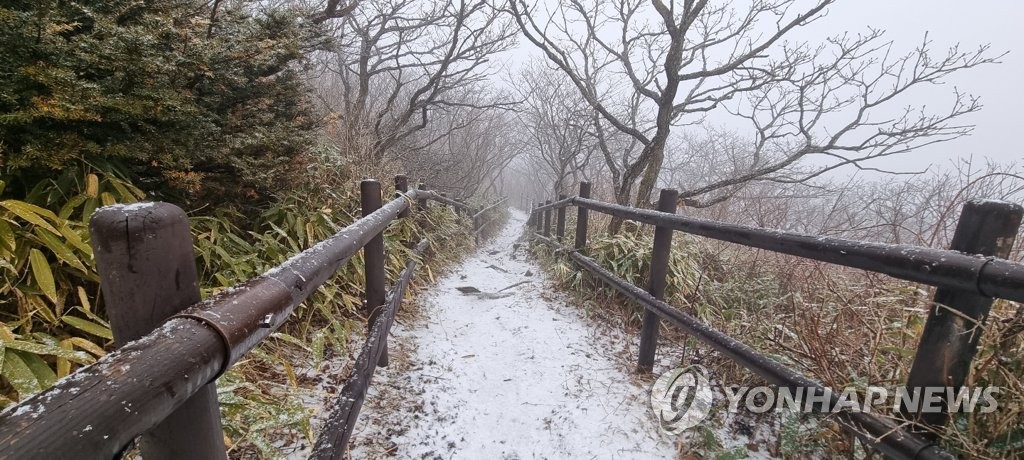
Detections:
[556, 194, 567, 242]
[361, 180, 388, 367]
[574, 182, 591, 251]
[543, 200, 552, 237]
[90, 202, 226, 460]
[417, 182, 428, 211]
[440, 192, 449, 212]
[637, 188, 680, 373]
[473, 206, 481, 245]
[535, 202, 543, 232]
[395, 175, 409, 218]
[904, 199, 1023, 432]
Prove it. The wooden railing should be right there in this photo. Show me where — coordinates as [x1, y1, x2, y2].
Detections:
[529, 183, 1024, 460]
[0, 176, 506, 460]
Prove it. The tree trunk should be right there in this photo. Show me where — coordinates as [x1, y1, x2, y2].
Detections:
[634, 138, 667, 209]
[607, 183, 632, 234]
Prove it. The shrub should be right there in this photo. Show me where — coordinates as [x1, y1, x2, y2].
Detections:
[0, 161, 142, 405]
[0, 0, 323, 205]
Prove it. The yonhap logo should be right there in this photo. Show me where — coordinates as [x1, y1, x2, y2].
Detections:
[649, 365, 713, 434]
[648, 365, 1001, 435]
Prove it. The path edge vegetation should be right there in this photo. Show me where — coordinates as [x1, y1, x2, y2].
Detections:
[527, 214, 1024, 459]
[0, 1, 509, 455]
[0, 161, 492, 456]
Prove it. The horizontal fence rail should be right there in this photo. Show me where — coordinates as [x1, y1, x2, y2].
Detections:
[539, 196, 1024, 302]
[472, 196, 509, 221]
[529, 183, 1024, 460]
[0, 178, 508, 459]
[312, 239, 430, 458]
[472, 196, 509, 244]
[424, 191, 472, 211]
[533, 233, 951, 460]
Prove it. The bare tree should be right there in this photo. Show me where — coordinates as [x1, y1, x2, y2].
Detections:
[312, 0, 362, 24]
[507, 0, 999, 232]
[314, 0, 516, 167]
[514, 64, 593, 197]
[402, 96, 523, 200]
[685, 157, 1024, 253]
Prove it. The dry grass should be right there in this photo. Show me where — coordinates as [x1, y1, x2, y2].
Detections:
[530, 217, 1024, 459]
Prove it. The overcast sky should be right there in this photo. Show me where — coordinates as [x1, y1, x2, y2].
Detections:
[500, 0, 1023, 178]
[798, 0, 1023, 174]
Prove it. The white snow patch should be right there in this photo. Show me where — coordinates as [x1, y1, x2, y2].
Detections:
[103, 201, 158, 212]
[350, 211, 676, 459]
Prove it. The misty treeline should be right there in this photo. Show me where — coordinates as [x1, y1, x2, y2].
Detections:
[2, 0, 1018, 239]
[681, 158, 1024, 252]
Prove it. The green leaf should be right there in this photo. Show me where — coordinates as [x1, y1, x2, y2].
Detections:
[0, 220, 14, 252]
[212, 245, 236, 264]
[58, 224, 92, 257]
[29, 248, 58, 302]
[107, 179, 137, 203]
[1, 339, 94, 364]
[19, 351, 56, 389]
[223, 232, 253, 250]
[214, 273, 231, 286]
[58, 195, 87, 220]
[0, 200, 60, 234]
[269, 332, 312, 352]
[80, 197, 98, 223]
[69, 306, 109, 326]
[34, 229, 88, 273]
[66, 337, 106, 357]
[29, 332, 58, 346]
[61, 316, 113, 340]
[2, 350, 42, 398]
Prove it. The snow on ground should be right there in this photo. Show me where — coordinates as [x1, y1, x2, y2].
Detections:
[350, 210, 677, 459]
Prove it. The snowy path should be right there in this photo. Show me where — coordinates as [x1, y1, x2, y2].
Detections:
[352, 210, 676, 459]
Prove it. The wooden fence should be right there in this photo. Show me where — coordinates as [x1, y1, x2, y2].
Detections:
[0, 176, 506, 459]
[530, 183, 1024, 460]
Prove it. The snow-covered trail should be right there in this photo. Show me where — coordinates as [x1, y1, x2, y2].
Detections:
[352, 210, 676, 459]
